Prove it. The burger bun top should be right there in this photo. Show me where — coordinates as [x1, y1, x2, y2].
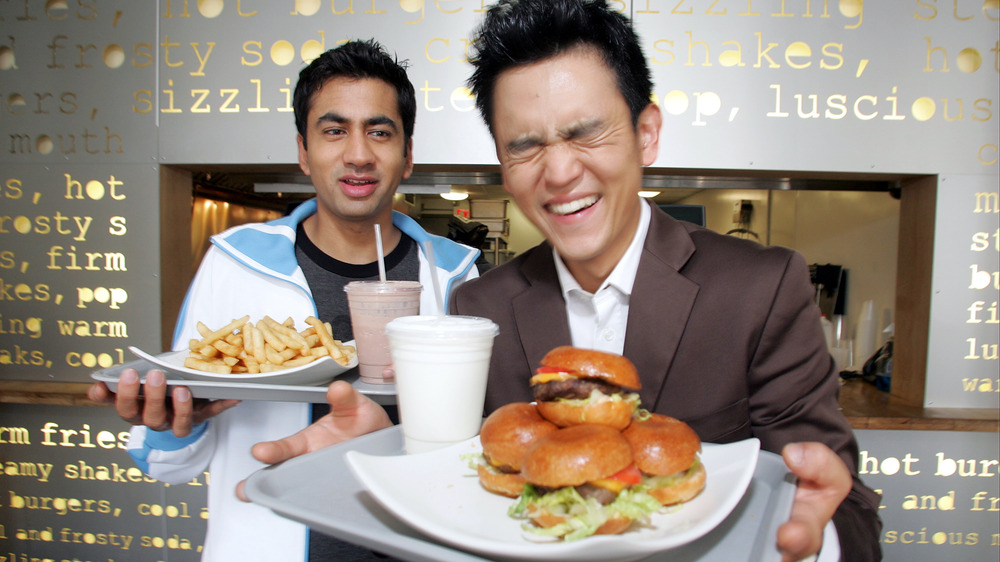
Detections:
[540, 346, 641, 390]
[622, 413, 701, 476]
[479, 402, 558, 470]
[521, 424, 632, 488]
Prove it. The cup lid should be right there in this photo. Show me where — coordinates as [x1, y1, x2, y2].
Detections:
[385, 315, 499, 338]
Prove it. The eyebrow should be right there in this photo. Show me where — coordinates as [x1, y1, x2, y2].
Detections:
[314, 112, 399, 132]
[558, 119, 602, 140]
[506, 134, 543, 154]
[505, 118, 604, 153]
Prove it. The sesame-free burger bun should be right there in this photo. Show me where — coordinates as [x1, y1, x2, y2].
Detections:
[622, 413, 706, 505]
[530, 510, 634, 536]
[540, 346, 641, 389]
[535, 399, 636, 431]
[521, 424, 632, 488]
[480, 402, 558, 472]
[476, 464, 529, 498]
[646, 462, 706, 506]
[623, 414, 701, 475]
[477, 402, 558, 498]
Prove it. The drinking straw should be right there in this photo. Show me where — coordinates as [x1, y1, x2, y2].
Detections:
[374, 224, 387, 282]
[423, 240, 445, 315]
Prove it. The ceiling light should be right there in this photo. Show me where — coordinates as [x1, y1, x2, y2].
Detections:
[638, 190, 659, 198]
[440, 191, 469, 201]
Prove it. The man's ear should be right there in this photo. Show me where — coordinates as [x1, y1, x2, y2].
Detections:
[297, 135, 311, 176]
[402, 138, 414, 179]
[637, 103, 662, 167]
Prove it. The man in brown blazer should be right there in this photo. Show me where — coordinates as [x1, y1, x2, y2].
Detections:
[449, 0, 881, 560]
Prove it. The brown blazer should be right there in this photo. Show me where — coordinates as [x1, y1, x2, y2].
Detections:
[451, 202, 881, 559]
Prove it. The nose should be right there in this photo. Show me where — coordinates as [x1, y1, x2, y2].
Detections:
[541, 144, 583, 189]
[344, 133, 376, 168]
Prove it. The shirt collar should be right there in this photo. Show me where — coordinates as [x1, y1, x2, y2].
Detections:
[554, 200, 651, 299]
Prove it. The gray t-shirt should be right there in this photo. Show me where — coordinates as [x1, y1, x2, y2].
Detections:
[295, 222, 420, 342]
[295, 222, 414, 561]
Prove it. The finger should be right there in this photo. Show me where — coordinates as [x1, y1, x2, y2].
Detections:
[777, 519, 816, 562]
[171, 386, 194, 437]
[114, 369, 144, 423]
[783, 442, 852, 496]
[235, 479, 249, 502]
[327, 380, 368, 416]
[141, 370, 172, 430]
[252, 431, 310, 465]
[778, 442, 851, 561]
[87, 382, 114, 404]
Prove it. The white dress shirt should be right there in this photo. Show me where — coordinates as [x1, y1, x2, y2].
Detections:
[554, 200, 651, 354]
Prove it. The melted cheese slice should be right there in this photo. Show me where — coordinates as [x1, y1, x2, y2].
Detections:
[529, 371, 576, 385]
[588, 478, 627, 493]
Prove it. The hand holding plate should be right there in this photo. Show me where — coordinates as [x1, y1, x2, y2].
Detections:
[87, 367, 240, 437]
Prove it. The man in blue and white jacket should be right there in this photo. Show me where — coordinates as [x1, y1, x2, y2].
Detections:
[89, 40, 479, 560]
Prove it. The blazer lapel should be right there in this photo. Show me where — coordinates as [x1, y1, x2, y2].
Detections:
[511, 244, 573, 369]
[625, 206, 700, 410]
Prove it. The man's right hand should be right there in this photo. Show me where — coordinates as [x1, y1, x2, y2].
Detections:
[87, 368, 240, 437]
[249, 380, 392, 465]
[235, 380, 392, 501]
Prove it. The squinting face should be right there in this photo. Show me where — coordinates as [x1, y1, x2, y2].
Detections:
[298, 77, 413, 224]
[491, 47, 661, 287]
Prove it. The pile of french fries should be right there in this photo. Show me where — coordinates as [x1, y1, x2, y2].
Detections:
[184, 315, 356, 374]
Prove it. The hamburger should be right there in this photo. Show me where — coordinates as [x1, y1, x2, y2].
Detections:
[477, 402, 559, 498]
[509, 424, 661, 541]
[622, 413, 706, 505]
[530, 346, 642, 430]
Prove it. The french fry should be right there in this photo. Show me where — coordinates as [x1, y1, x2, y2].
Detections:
[182, 316, 355, 374]
[184, 356, 232, 374]
[306, 316, 344, 361]
[204, 315, 251, 346]
[257, 321, 287, 352]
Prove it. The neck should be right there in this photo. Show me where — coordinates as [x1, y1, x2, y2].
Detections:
[563, 200, 644, 293]
[303, 212, 401, 265]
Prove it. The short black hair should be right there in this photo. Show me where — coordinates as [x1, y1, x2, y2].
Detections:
[468, 0, 652, 135]
[294, 39, 416, 152]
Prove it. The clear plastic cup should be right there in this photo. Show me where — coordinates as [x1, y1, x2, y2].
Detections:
[386, 315, 499, 453]
[344, 281, 422, 384]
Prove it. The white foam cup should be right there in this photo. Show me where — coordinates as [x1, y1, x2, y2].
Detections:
[385, 315, 499, 454]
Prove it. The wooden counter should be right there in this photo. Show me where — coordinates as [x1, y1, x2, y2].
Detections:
[2, 379, 997, 432]
[838, 379, 998, 432]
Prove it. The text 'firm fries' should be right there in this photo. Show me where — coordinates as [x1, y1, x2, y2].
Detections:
[184, 316, 356, 374]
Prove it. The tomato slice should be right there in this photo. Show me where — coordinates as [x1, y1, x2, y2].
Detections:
[610, 464, 643, 485]
[534, 366, 565, 374]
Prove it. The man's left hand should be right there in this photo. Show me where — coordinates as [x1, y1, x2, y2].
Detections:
[777, 442, 851, 561]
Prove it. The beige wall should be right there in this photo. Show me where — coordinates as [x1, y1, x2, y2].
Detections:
[678, 189, 900, 349]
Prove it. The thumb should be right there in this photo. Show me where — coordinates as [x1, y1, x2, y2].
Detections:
[326, 379, 367, 416]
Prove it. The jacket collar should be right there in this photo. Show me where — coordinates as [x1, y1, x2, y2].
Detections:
[512, 202, 699, 407]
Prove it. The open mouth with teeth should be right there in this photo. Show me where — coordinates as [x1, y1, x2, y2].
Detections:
[341, 177, 378, 197]
[546, 195, 600, 216]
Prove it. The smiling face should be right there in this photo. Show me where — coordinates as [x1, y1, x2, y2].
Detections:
[491, 47, 661, 291]
[298, 76, 413, 225]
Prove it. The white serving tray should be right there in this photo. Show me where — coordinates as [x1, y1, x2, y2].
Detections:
[244, 426, 796, 562]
